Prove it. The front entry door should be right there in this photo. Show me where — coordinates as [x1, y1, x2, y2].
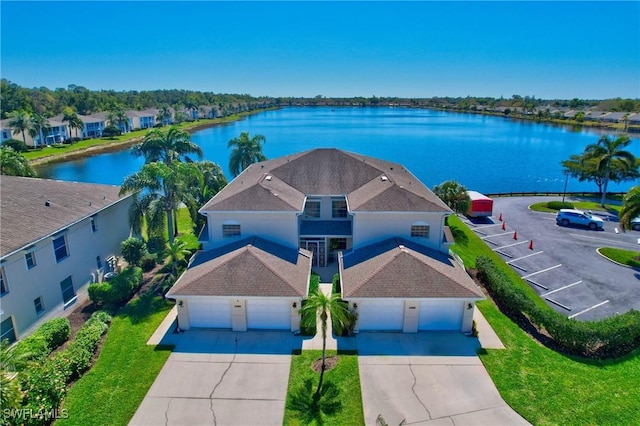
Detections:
[301, 239, 326, 267]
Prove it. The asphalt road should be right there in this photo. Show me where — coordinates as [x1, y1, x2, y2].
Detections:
[463, 196, 640, 321]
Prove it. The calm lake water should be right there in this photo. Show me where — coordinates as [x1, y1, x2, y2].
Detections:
[37, 107, 640, 194]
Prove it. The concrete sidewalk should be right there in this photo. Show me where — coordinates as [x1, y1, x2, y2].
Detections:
[301, 283, 339, 351]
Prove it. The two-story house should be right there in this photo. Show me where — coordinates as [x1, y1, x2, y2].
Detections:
[166, 149, 483, 334]
[0, 177, 133, 342]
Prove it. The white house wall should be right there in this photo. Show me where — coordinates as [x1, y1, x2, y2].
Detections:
[0, 196, 133, 339]
[205, 211, 299, 249]
[352, 211, 447, 252]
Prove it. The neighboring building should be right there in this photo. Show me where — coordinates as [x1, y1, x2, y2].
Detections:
[167, 149, 484, 334]
[0, 176, 133, 343]
[129, 108, 159, 129]
[78, 114, 105, 138]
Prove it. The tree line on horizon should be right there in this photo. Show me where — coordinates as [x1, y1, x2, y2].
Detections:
[2, 79, 638, 120]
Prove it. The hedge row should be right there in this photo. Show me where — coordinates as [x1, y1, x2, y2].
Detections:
[88, 266, 143, 307]
[14, 317, 71, 362]
[476, 256, 640, 358]
[20, 311, 112, 425]
[546, 201, 574, 210]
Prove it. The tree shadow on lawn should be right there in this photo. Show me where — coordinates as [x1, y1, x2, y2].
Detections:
[287, 379, 342, 424]
[117, 292, 172, 324]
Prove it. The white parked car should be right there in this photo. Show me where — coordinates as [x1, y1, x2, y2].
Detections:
[556, 209, 604, 230]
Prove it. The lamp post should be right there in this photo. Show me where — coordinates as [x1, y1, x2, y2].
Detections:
[562, 172, 569, 204]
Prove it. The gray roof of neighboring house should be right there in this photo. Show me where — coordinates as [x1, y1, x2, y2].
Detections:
[78, 114, 104, 124]
[0, 176, 128, 257]
[166, 236, 311, 298]
[201, 148, 451, 213]
[339, 237, 483, 299]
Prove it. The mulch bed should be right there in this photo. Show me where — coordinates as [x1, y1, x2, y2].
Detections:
[311, 355, 339, 372]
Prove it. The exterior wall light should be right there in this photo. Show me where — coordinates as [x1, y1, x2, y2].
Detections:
[292, 302, 297, 308]
[178, 300, 184, 307]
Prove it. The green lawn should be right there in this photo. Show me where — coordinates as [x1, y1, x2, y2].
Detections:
[58, 294, 173, 426]
[284, 350, 364, 426]
[529, 200, 621, 214]
[449, 215, 640, 425]
[599, 247, 640, 268]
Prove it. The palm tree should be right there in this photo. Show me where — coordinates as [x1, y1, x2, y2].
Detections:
[107, 106, 129, 133]
[166, 239, 191, 278]
[583, 135, 635, 206]
[120, 162, 200, 243]
[299, 290, 351, 395]
[132, 127, 203, 165]
[62, 107, 84, 141]
[433, 180, 471, 214]
[6, 110, 33, 145]
[156, 105, 172, 127]
[228, 131, 267, 177]
[29, 113, 50, 147]
[0, 147, 37, 177]
[619, 186, 640, 231]
[0, 339, 32, 418]
[183, 161, 228, 229]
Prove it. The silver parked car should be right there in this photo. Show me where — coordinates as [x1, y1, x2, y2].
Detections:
[631, 217, 640, 231]
[556, 209, 604, 230]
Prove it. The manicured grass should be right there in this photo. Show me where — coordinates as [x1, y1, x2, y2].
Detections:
[529, 200, 621, 214]
[599, 247, 640, 268]
[477, 300, 640, 425]
[284, 350, 364, 426]
[450, 215, 640, 425]
[58, 294, 173, 426]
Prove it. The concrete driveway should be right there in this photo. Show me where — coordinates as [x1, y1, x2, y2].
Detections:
[130, 330, 304, 426]
[356, 333, 529, 425]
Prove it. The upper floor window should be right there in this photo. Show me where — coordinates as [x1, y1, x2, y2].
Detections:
[332, 200, 348, 218]
[411, 224, 430, 238]
[96, 256, 103, 269]
[222, 224, 241, 238]
[0, 267, 8, 296]
[90, 216, 98, 233]
[25, 250, 37, 270]
[304, 200, 321, 219]
[53, 235, 69, 263]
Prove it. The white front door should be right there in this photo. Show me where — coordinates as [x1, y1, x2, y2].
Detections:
[246, 299, 291, 330]
[418, 300, 464, 331]
[356, 299, 404, 331]
[188, 299, 232, 329]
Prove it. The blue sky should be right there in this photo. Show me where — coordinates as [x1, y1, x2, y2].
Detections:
[1, 1, 639, 99]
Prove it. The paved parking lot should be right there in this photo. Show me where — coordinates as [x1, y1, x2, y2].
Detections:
[463, 196, 640, 320]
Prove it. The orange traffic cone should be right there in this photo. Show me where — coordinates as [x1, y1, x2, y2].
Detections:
[499, 213, 503, 221]
[501, 221, 506, 230]
[529, 240, 534, 250]
[513, 230, 518, 240]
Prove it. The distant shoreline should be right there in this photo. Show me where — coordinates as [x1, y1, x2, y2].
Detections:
[29, 108, 278, 167]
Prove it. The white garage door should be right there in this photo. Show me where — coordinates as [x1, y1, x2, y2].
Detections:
[418, 300, 464, 331]
[188, 299, 232, 329]
[357, 299, 404, 331]
[246, 299, 290, 330]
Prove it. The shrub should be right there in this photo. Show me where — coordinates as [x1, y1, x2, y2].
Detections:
[20, 358, 69, 426]
[14, 317, 71, 361]
[120, 237, 148, 266]
[102, 125, 121, 138]
[14, 335, 49, 362]
[62, 319, 109, 379]
[546, 201, 574, 210]
[140, 254, 157, 272]
[90, 310, 112, 324]
[332, 273, 341, 294]
[88, 267, 143, 307]
[146, 236, 166, 254]
[2, 138, 28, 152]
[88, 282, 113, 306]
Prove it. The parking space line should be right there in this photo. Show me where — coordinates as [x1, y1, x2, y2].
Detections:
[568, 300, 610, 319]
[507, 251, 544, 263]
[493, 240, 530, 250]
[481, 231, 513, 239]
[545, 297, 571, 311]
[541, 281, 582, 297]
[472, 223, 503, 230]
[525, 278, 549, 290]
[521, 264, 562, 279]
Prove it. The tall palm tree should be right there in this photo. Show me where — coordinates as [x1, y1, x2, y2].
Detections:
[433, 180, 471, 214]
[182, 161, 228, 230]
[156, 105, 172, 127]
[584, 135, 635, 206]
[62, 107, 84, 141]
[120, 162, 200, 243]
[0, 147, 37, 177]
[29, 113, 50, 147]
[227, 131, 267, 177]
[299, 290, 351, 395]
[107, 106, 129, 133]
[6, 110, 33, 145]
[619, 186, 640, 231]
[132, 127, 203, 165]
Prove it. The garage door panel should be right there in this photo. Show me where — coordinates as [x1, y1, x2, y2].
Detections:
[246, 299, 290, 330]
[357, 299, 404, 331]
[418, 300, 463, 331]
[189, 299, 232, 329]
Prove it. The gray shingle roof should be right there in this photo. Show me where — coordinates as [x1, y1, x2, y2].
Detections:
[0, 176, 127, 257]
[339, 238, 483, 299]
[201, 148, 451, 213]
[166, 236, 311, 297]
